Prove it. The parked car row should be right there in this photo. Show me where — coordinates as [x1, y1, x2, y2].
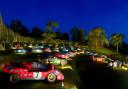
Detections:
[14, 44, 83, 54]
[85, 51, 127, 70]
[37, 45, 85, 66]
[2, 44, 86, 83]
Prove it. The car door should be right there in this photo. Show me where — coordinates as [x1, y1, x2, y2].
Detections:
[19, 69, 33, 80]
[28, 62, 48, 80]
[36, 63, 49, 80]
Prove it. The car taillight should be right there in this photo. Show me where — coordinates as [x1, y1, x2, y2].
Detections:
[62, 55, 65, 57]
[1, 64, 5, 68]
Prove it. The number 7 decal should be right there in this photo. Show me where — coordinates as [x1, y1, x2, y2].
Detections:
[33, 72, 42, 79]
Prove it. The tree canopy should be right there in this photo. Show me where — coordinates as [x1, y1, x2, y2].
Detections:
[110, 33, 124, 53]
[88, 27, 108, 51]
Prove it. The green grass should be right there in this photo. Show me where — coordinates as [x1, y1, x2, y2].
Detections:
[97, 48, 117, 55]
[87, 47, 118, 55]
[88, 47, 128, 61]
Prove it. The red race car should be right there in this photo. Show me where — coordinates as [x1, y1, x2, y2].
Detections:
[53, 52, 69, 59]
[2, 62, 64, 83]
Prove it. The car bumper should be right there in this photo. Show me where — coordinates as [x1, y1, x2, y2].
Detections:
[57, 74, 64, 80]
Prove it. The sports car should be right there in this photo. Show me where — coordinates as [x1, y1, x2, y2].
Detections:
[53, 52, 69, 59]
[46, 57, 67, 66]
[2, 62, 64, 83]
[38, 56, 67, 66]
[90, 55, 105, 62]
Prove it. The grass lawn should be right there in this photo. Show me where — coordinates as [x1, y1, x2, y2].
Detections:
[97, 48, 117, 55]
[90, 48, 127, 62]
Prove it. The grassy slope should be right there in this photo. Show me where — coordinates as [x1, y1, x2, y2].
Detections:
[75, 54, 128, 89]
[98, 48, 128, 62]
[97, 48, 117, 55]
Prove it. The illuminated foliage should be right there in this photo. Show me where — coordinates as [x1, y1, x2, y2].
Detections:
[42, 21, 59, 43]
[0, 15, 8, 43]
[110, 33, 124, 53]
[88, 27, 108, 51]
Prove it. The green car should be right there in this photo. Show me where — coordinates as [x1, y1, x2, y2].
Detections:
[105, 58, 113, 63]
[46, 57, 67, 66]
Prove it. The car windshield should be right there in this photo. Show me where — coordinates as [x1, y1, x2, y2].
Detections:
[6, 65, 15, 69]
[31, 62, 51, 71]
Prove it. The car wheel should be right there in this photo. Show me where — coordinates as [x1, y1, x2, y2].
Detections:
[10, 74, 19, 83]
[47, 73, 56, 82]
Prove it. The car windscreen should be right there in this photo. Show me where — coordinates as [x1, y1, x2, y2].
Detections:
[6, 65, 15, 69]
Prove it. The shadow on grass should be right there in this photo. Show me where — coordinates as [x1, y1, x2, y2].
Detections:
[76, 54, 128, 89]
[0, 74, 62, 89]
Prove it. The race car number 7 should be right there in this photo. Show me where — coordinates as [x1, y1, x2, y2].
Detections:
[33, 72, 42, 79]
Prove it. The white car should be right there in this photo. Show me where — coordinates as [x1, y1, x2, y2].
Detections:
[14, 49, 27, 54]
[32, 48, 43, 53]
[33, 46, 44, 49]
[28, 44, 33, 48]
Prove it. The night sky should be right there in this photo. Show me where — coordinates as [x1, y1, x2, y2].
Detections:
[0, 0, 128, 42]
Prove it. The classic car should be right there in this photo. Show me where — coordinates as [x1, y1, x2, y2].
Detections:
[2, 62, 64, 83]
[53, 52, 69, 59]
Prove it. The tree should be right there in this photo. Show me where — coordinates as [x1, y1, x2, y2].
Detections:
[70, 27, 85, 43]
[30, 27, 43, 43]
[0, 14, 9, 50]
[78, 29, 85, 43]
[10, 20, 29, 36]
[42, 32, 56, 43]
[110, 33, 124, 53]
[45, 21, 59, 32]
[88, 27, 108, 51]
[7, 29, 15, 43]
[62, 33, 70, 41]
[42, 21, 59, 43]
[56, 30, 63, 40]
[100, 31, 109, 47]
[70, 27, 79, 42]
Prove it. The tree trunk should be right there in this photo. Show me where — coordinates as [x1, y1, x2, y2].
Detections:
[95, 39, 98, 52]
[0, 43, 3, 50]
[116, 43, 119, 53]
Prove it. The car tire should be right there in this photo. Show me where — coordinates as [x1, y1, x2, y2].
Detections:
[47, 73, 56, 82]
[10, 74, 19, 83]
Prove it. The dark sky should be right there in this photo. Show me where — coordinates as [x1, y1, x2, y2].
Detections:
[0, 0, 128, 42]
